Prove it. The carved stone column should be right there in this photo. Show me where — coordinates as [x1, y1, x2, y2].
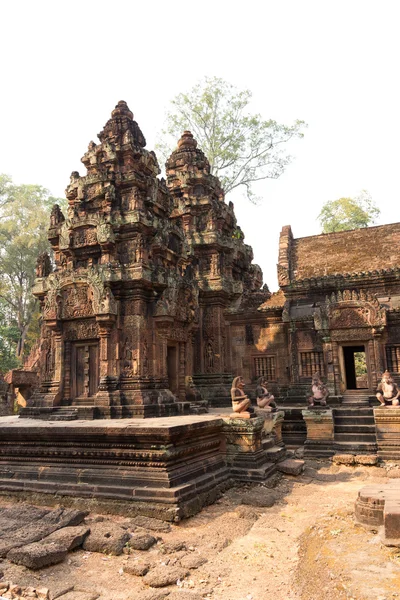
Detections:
[96, 314, 118, 407]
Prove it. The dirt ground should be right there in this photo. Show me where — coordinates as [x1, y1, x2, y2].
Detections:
[1, 458, 400, 600]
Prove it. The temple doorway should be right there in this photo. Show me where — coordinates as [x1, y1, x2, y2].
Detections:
[167, 345, 178, 394]
[342, 345, 368, 390]
[71, 342, 99, 401]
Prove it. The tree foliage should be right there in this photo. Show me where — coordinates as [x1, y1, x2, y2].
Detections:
[318, 190, 380, 233]
[0, 174, 64, 370]
[157, 77, 306, 202]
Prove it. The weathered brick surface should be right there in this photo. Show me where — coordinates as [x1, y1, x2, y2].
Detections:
[291, 224, 400, 280]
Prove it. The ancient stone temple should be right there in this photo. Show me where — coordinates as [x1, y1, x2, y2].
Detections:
[14, 100, 400, 458]
[23, 101, 266, 419]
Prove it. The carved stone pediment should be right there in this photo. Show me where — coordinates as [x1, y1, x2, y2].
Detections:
[325, 289, 386, 330]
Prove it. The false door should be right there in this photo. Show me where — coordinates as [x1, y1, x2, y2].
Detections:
[70, 342, 99, 401]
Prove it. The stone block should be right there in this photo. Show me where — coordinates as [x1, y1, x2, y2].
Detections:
[7, 524, 90, 569]
[124, 560, 151, 576]
[333, 454, 355, 465]
[277, 458, 304, 476]
[143, 565, 189, 588]
[82, 522, 130, 555]
[0, 507, 87, 558]
[179, 554, 207, 570]
[355, 454, 378, 466]
[129, 532, 156, 551]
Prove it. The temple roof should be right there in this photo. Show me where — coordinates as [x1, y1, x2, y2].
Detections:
[258, 289, 286, 311]
[290, 222, 400, 281]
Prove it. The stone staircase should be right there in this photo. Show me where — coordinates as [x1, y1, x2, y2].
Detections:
[333, 391, 377, 453]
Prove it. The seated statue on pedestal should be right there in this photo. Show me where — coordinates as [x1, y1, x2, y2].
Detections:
[230, 376, 254, 417]
[255, 377, 277, 411]
[376, 370, 400, 407]
[307, 372, 329, 408]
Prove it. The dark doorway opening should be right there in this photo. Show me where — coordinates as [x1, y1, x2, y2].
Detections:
[343, 345, 368, 390]
[167, 346, 178, 394]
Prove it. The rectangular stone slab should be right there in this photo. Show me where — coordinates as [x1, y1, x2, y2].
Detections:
[0, 507, 87, 557]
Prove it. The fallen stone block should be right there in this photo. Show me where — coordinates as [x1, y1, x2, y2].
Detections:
[158, 541, 186, 554]
[131, 516, 171, 533]
[0, 507, 87, 558]
[82, 522, 130, 556]
[179, 554, 207, 570]
[0, 505, 50, 539]
[355, 454, 378, 466]
[124, 560, 151, 576]
[143, 565, 189, 588]
[7, 526, 90, 570]
[129, 533, 157, 551]
[277, 458, 304, 476]
[332, 454, 355, 465]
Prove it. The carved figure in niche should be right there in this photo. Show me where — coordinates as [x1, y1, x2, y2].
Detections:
[135, 235, 144, 262]
[210, 254, 220, 277]
[122, 336, 138, 376]
[100, 287, 116, 314]
[40, 335, 54, 381]
[62, 286, 93, 319]
[307, 372, 329, 408]
[105, 184, 116, 204]
[376, 371, 400, 407]
[230, 376, 253, 415]
[256, 377, 276, 410]
[35, 252, 52, 278]
[50, 204, 65, 227]
[185, 375, 203, 404]
[205, 342, 214, 369]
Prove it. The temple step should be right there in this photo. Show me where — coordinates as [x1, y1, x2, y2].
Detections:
[335, 424, 376, 434]
[333, 408, 374, 417]
[335, 416, 374, 425]
[334, 440, 378, 452]
[72, 397, 95, 407]
[334, 432, 376, 442]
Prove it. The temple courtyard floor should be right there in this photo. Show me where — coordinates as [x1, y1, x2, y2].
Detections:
[0, 457, 400, 599]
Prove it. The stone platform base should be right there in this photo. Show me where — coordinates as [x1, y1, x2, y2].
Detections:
[0, 415, 229, 522]
[20, 402, 187, 420]
[374, 407, 400, 459]
[0, 413, 288, 521]
[355, 481, 400, 545]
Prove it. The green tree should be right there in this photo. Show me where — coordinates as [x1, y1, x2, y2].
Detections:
[157, 77, 306, 202]
[318, 190, 380, 233]
[0, 174, 64, 365]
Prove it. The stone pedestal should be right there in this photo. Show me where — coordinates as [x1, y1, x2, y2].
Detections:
[374, 407, 400, 459]
[302, 408, 334, 457]
[355, 481, 400, 546]
[222, 416, 285, 481]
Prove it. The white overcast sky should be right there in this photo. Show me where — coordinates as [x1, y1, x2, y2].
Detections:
[1, 0, 399, 290]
